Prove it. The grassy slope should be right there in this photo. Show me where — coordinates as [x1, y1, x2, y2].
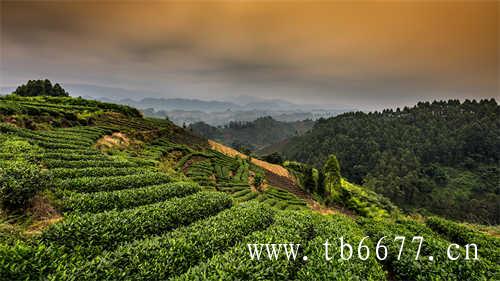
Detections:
[0, 95, 498, 280]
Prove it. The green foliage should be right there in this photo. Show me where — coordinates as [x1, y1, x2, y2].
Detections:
[41, 191, 232, 252]
[0, 159, 49, 212]
[262, 152, 283, 164]
[174, 211, 315, 280]
[57, 172, 172, 193]
[426, 216, 500, 263]
[323, 154, 342, 201]
[190, 117, 314, 151]
[175, 152, 210, 170]
[283, 99, 500, 223]
[233, 160, 250, 183]
[253, 173, 264, 188]
[13, 79, 69, 97]
[258, 187, 307, 211]
[2, 93, 496, 280]
[61, 202, 275, 280]
[283, 160, 320, 194]
[0, 139, 49, 212]
[358, 217, 497, 280]
[0, 95, 141, 129]
[49, 166, 153, 179]
[43, 159, 143, 169]
[283, 157, 395, 217]
[0, 123, 109, 149]
[0, 138, 41, 158]
[297, 214, 386, 280]
[62, 182, 202, 213]
[339, 179, 396, 219]
[0, 241, 55, 280]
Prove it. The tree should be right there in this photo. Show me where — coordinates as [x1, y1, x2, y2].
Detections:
[253, 174, 264, 191]
[282, 99, 500, 223]
[323, 154, 342, 201]
[13, 79, 69, 97]
[0, 139, 49, 212]
[263, 152, 283, 164]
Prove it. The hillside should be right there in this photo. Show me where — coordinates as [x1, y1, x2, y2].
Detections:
[279, 100, 500, 224]
[0, 91, 499, 280]
[189, 116, 314, 152]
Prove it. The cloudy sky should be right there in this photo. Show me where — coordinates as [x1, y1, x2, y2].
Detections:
[1, 1, 498, 110]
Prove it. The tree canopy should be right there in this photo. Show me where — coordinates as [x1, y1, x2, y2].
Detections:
[323, 154, 342, 200]
[13, 79, 69, 97]
[283, 99, 499, 224]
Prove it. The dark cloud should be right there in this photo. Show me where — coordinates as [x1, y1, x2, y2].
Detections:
[0, 1, 498, 110]
[1, 2, 89, 44]
[124, 37, 197, 61]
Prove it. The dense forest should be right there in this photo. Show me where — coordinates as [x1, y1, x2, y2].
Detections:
[189, 116, 314, 152]
[281, 99, 499, 224]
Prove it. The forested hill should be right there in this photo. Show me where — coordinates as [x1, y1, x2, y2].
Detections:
[189, 116, 314, 152]
[281, 99, 499, 224]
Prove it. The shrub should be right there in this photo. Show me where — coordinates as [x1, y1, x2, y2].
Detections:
[426, 216, 500, 263]
[58, 172, 172, 193]
[41, 191, 232, 251]
[323, 154, 342, 201]
[0, 241, 51, 280]
[62, 182, 202, 213]
[340, 179, 396, 219]
[0, 139, 48, 212]
[263, 152, 283, 164]
[174, 211, 315, 280]
[0, 138, 40, 156]
[49, 167, 153, 179]
[0, 159, 49, 211]
[253, 173, 264, 190]
[0, 138, 42, 163]
[358, 218, 496, 280]
[283, 160, 319, 193]
[61, 202, 275, 280]
[44, 159, 140, 169]
[297, 214, 386, 280]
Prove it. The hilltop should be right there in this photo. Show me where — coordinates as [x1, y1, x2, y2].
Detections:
[0, 83, 498, 280]
[278, 100, 500, 224]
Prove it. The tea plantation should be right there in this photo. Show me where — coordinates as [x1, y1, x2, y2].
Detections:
[0, 95, 498, 280]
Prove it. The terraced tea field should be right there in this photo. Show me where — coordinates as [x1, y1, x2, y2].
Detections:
[1, 96, 498, 280]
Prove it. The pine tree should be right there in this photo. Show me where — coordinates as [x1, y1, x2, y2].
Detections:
[323, 154, 342, 201]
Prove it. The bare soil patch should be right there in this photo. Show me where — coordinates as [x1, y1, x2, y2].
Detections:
[24, 194, 62, 235]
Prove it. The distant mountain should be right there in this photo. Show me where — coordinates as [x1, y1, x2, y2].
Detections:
[121, 97, 242, 112]
[1, 84, 352, 125]
[189, 116, 315, 151]
[226, 95, 345, 111]
[143, 108, 342, 126]
[117, 96, 348, 113]
[99, 96, 350, 126]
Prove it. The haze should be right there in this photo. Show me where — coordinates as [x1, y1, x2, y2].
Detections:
[1, 1, 498, 110]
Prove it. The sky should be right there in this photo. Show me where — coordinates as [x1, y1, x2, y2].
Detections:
[1, 1, 498, 110]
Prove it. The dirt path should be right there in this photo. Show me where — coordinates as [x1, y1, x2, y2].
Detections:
[208, 140, 291, 177]
[209, 140, 341, 215]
